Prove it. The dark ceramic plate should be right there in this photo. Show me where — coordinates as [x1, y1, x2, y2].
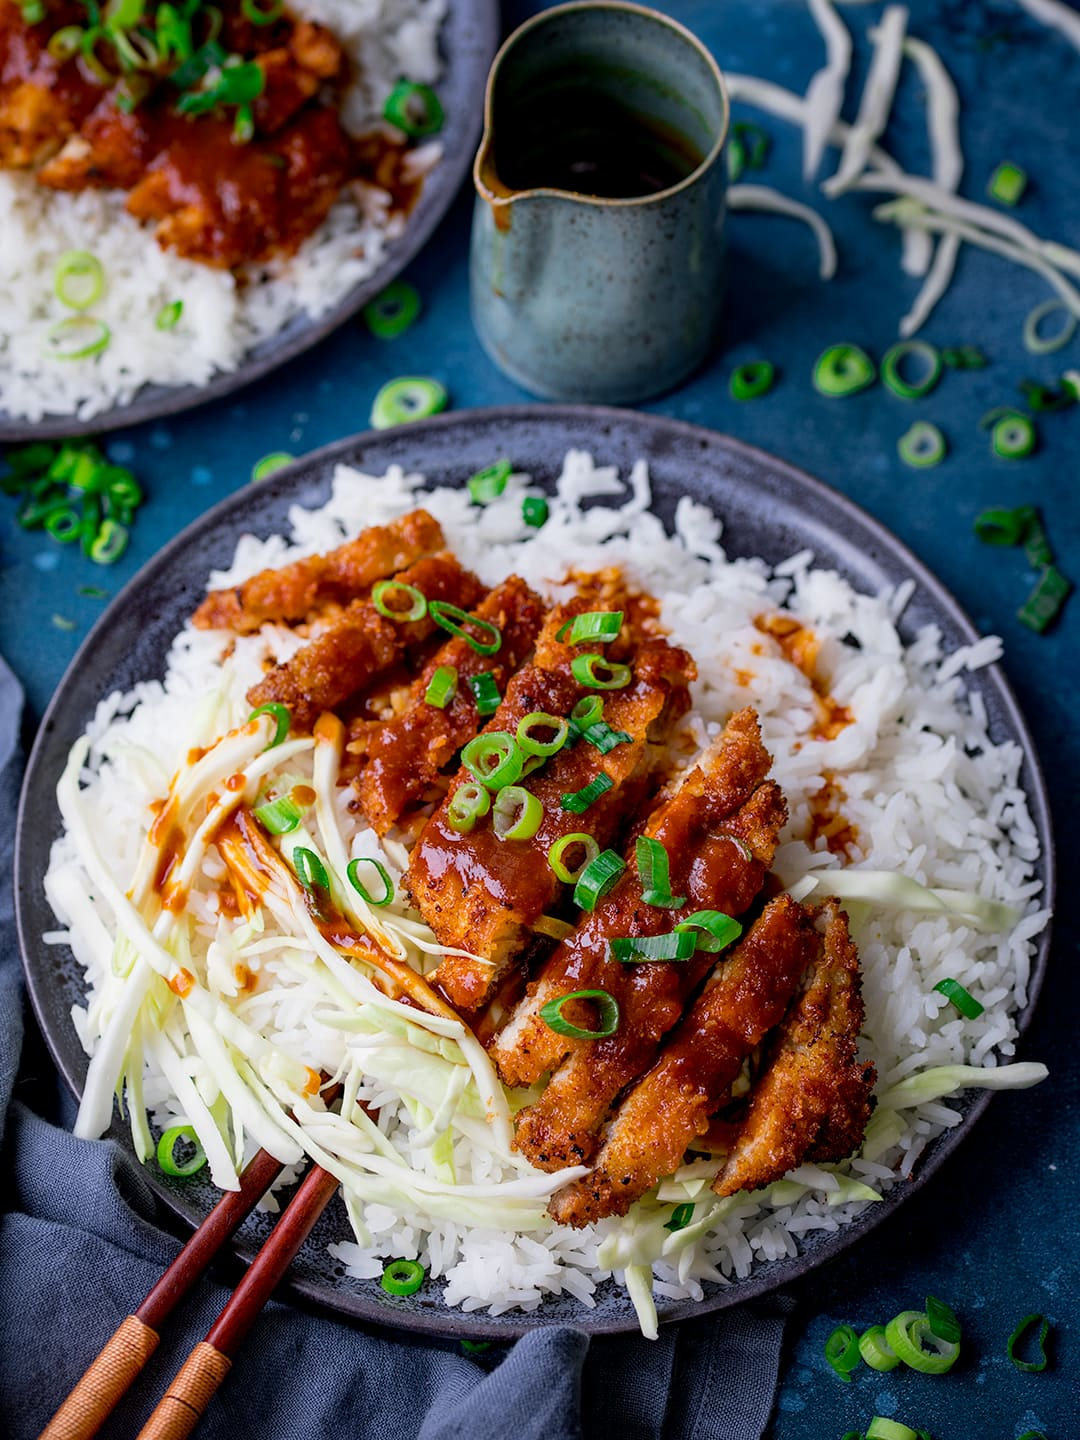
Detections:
[15, 406, 1055, 1338]
[0, 1, 499, 442]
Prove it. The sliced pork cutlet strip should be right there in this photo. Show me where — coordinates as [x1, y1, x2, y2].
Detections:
[245, 553, 484, 733]
[547, 895, 818, 1226]
[351, 577, 548, 835]
[193, 509, 444, 634]
[713, 899, 875, 1197]
[408, 608, 694, 1013]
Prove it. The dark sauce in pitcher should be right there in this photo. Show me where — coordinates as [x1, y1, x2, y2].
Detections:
[492, 88, 704, 199]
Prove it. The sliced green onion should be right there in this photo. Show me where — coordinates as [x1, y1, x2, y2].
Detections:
[1018, 378, 1076, 413]
[429, 601, 502, 655]
[824, 1323, 861, 1382]
[251, 452, 294, 482]
[557, 611, 624, 645]
[568, 695, 603, 734]
[522, 496, 549, 528]
[21, 0, 45, 19]
[866, 1420, 918, 1440]
[80, 495, 102, 557]
[570, 654, 631, 690]
[446, 781, 491, 834]
[516, 712, 570, 758]
[157, 1124, 207, 1177]
[241, 0, 284, 25]
[246, 702, 290, 748]
[548, 833, 600, 884]
[294, 847, 330, 891]
[534, 915, 574, 942]
[347, 857, 394, 907]
[467, 672, 501, 717]
[925, 1295, 961, 1345]
[155, 300, 183, 331]
[729, 360, 776, 400]
[580, 721, 632, 755]
[460, 1339, 491, 1356]
[362, 280, 421, 339]
[45, 317, 111, 361]
[991, 413, 1037, 459]
[973, 505, 1034, 547]
[1023, 298, 1077, 355]
[664, 1202, 696, 1233]
[425, 665, 458, 709]
[467, 459, 512, 505]
[1023, 510, 1054, 567]
[254, 794, 306, 835]
[232, 102, 255, 144]
[380, 1259, 425, 1296]
[675, 910, 744, 953]
[813, 344, 876, 397]
[54, 250, 104, 311]
[51, 613, 76, 632]
[48, 23, 84, 57]
[178, 59, 264, 116]
[493, 785, 544, 841]
[1016, 1433, 1049, 1440]
[635, 835, 685, 909]
[1019, 565, 1070, 633]
[988, 159, 1027, 206]
[461, 732, 522, 791]
[898, 421, 946, 468]
[89, 519, 128, 565]
[859, 1326, 900, 1371]
[733, 120, 770, 168]
[881, 341, 942, 400]
[44, 506, 82, 544]
[933, 977, 984, 1019]
[573, 849, 626, 911]
[539, 988, 620, 1040]
[383, 80, 444, 138]
[1008, 1313, 1051, 1371]
[941, 344, 988, 369]
[372, 579, 427, 622]
[609, 930, 698, 963]
[370, 376, 448, 430]
[884, 1310, 960, 1374]
[560, 773, 613, 814]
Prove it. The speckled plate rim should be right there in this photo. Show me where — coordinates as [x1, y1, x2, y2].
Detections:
[0, 0, 500, 442]
[15, 404, 1055, 1339]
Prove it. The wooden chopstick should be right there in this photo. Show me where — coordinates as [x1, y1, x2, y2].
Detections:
[134, 1162, 341, 1440]
[37, 1145, 291, 1440]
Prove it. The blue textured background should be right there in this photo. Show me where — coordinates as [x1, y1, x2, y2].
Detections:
[2, 2, 1076, 1435]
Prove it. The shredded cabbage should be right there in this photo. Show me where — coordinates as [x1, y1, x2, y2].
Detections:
[790, 868, 1021, 932]
[825, 5, 908, 197]
[728, 185, 838, 279]
[878, 1062, 1049, 1111]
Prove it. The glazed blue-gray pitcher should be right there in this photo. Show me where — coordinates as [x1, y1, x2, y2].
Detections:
[470, 1, 729, 405]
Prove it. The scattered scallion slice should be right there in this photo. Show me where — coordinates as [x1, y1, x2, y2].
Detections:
[580, 721, 632, 755]
[1007, 1313, 1051, 1372]
[1022, 297, 1077, 355]
[824, 1323, 861, 1382]
[246, 701, 291, 748]
[380, 1259, 426, 1296]
[241, 0, 285, 24]
[461, 732, 522, 791]
[522, 496, 548, 528]
[664, 1202, 696, 1233]
[973, 504, 1034, 547]
[548, 833, 600, 884]
[467, 459, 512, 505]
[362, 280, 421, 339]
[425, 665, 458, 709]
[45, 316, 111, 361]
[933, 977, 984, 1018]
[54, 250, 105, 311]
[251, 452, 294, 482]
[674, 910, 743, 953]
[859, 1326, 900, 1371]
[925, 1295, 961, 1345]
[48, 23, 84, 58]
[570, 654, 631, 690]
[989, 412, 1037, 459]
[1018, 378, 1076, 412]
[533, 914, 574, 941]
[884, 1309, 960, 1374]
[729, 360, 776, 400]
[155, 299, 184, 331]
[254, 794, 305, 835]
[1023, 511, 1054, 567]
[941, 344, 988, 369]
[898, 420, 946, 468]
[446, 781, 491, 834]
[573, 849, 626, 910]
[813, 343, 876, 397]
[988, 159, 1027, 206]
[493, 785, 543, 841]
[567, 695, 603, 735]
[460, 1339, 492, 1356]
[370, 376, 448, 429]
[561, 773, 613, 814]
[293, 847, 330, 891]
[383, 80, 444, 138]
[467, 672, 501, 716]
[539, 988, 620, 1040]
[44, 506, 82, 543]
[881, 340, 942, 400]
[372, 579, 427, 623]
[347, 857, 394, 907]
[866, 1419, 918, 1440]
[89, 518, 129, 564]
[156, 1124, 207, 1178]
[635, 835, 685, 909]
[1019, 565, 1070, 633]
[517, 712, 570, 758]
[557, 610, 624, 645]
[609, 930, 698, 963]
[429, 600, 501, 655]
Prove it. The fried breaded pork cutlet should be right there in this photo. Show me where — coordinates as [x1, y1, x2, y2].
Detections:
[406, 602, 695, 1012]
[193, 509, 445, 634]
[492, 710, 787, 1173]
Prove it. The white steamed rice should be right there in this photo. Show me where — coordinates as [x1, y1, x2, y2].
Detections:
[0, 0, 446, 423]
[42, 450, 1049, 1328]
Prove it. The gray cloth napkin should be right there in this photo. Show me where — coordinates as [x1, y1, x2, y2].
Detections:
[0, 655, 790, 1440]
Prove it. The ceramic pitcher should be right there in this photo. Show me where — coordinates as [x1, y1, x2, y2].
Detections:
[470, 1, 729, 405]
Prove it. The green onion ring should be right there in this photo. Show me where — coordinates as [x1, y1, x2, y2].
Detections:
[858, 1326, 900, 1371]
[881, 340, 942, 400]
[380, 1259, 426, 1296]
[813, 343, 876, 398]
[1023, 298, 1077, 355]
[568, 695, 603, 734]
[557, 611, 624, 645]
[347, 857, 395, 907]
[897, 421, 946, 468]
[428, 600, 502, 655]
[156, 1124, 207, 1177]
[866, 1420, 918, 1440]
[294, 847, 330, 892]
[241, 0, 284, 24]
[363, 281, 421, 340]
[446, 781, 491, 834]
[823, 1323, 861, 1382]
[47, 24, 85, 59]
[516, 712, 570, 758]
[155, 299, 184, 331]
[372, 578, 427, 623]
[246, 701, 290, 748]
[988, 159, 1027, 206]
[44, 317, 111, 361]
[664, 1202, 695, 1233]
[973, 505, 1032, 547]
[460, 732, 522, 791]
[884, 1310, 959, 1374]
[251, 452, 295, 482]
[570, 654, 631, 690]
[674, 910, 743, 953]
[925, 1295, 961, 1345]
[424, 665, 458, 709]
[467, 459, 512, 505]
[729, 360, 776, 401]
[492, 786, 544, 841]
[933, 977, 984, 1018]
[1018, 379, 1076, 412]
[573, 849, 626, 911]
[254, 794, 305, 835]
[991, 414, 1036, 459]
[1007, 1312, 1051, 1371]
[370, 376, 448, 430]
[548, 832, 600, 884]
[44, 507, 82, 544]
[539, 988, 620, 1041]
[89, 518, 129, 564]
[383, 80, 445, 138]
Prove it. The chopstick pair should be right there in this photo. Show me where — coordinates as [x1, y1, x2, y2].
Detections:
[40, 1139, 340, 1440]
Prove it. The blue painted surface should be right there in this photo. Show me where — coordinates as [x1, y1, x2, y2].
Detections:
[1, 2, 1076, 1435]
